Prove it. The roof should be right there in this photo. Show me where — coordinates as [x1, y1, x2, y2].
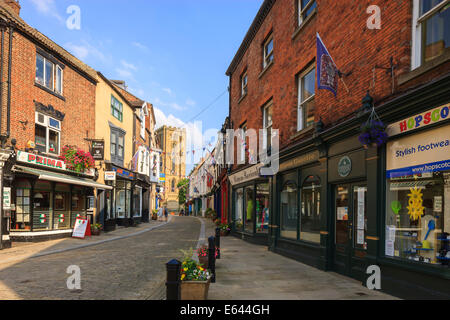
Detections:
[225, 0, 275, 76]
[0, 2, 97, 82]
[97, 72, 134, 110]
[111, 82, 145, 107]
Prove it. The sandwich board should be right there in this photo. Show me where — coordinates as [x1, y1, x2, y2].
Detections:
[72, 218, 91, 239]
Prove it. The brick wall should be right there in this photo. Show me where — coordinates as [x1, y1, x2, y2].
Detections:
[228, 0, 449, 164]
[1, 29, 96, 154]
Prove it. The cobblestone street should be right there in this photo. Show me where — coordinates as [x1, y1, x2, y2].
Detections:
[0, 217, 200, 300]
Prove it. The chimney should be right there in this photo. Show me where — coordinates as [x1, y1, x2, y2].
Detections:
[3, 0, 21, 15]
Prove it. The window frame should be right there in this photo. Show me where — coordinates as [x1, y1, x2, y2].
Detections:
[297, 65, 316, 132]
[263, 34, 274, 69]
[110, 128, 125, 166]
[412, 0, 449, 69]
[35, 53, 63, 95]
[298, 0, 317, 26]
[241, 71, 248, 97]
[35, 112, 61, 155]
[262, 100, 273, 151]
[111, 95, 124, 122]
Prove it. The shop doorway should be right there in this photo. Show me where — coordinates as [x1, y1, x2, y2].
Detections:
[333, 183, 368, 278]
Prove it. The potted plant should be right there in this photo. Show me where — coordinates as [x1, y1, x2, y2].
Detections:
[359, 120, 388, 149]
[91, 223, 102, 236]
[219, 223, 231, 236]
[197, 246, 209, 267]
[60, 145, 95, 174]
[151, 209, 158, 220]
[179, 249, 212, 300]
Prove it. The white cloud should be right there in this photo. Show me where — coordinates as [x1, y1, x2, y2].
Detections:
[186, 98, 196, 106]
[162, 88, 173, 95]
[30, 0, 64, 23]
[121, 60, 138, 71]
[115, 68, 134, 80]
[154, 97, 187, 111]
[65, 41, 109, 64]
[132, 42, 150, 52]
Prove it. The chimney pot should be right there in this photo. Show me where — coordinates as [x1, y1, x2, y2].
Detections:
[3, 0, 21, 15]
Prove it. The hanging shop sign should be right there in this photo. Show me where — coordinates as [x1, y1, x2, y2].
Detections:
[338, 156, 352, 178]
[3, 187, 11, 210]
[91, 141, 105, 160]
[387, 103, 449, 137]
[386, 125, 450, 178]
[104, 171, 116, 181]
[228, 163, 264, 186]
[279, 151, 319, 172]
[160, 173, 166, 182]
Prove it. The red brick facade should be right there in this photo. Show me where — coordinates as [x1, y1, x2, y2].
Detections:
[227, 0, 449, 165]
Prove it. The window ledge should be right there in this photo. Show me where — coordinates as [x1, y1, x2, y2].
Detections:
[290, 125, 314, 140]
[34, 82, 65, 101]
[398, 50, 450, 86]
[258, 60, 274, 79]
[292, 8, 317, 41]
[237, 92, 247, 104]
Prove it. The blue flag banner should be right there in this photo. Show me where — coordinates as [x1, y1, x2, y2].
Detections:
[316, 33, 339, 96]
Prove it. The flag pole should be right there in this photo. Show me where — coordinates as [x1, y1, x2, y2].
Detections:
[340, 77, 350, 93]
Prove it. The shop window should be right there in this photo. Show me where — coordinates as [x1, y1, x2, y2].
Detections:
[33, 185, 52, 231]
[35, 113, 61, 155]
[386, 170, 450, 267]
[111, 95, 123, 122]
[244, 186, 254, 233]
[133, 187, 142, 217]
[280, 182, 298, 240]
[262, 100, 273, 151]
[412, 0, 450, 69]
[235, 188, 244, 230]
[14, 180, 32, 231]
[297, 66, 315, 131]
[300, 176, 321, 243]
[256, 183, 270, 233]
[298, 0, 317, 26]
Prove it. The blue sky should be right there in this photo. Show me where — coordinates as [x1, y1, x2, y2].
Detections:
[21, 0, 263, 172]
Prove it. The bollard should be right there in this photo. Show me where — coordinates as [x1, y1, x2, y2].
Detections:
[215, 228, 221, 259]
[208, 236, 216, 283]
[166, 259, 181, 300]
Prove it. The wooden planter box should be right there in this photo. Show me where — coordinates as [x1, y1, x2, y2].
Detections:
[198, 255, 208, 267]
[220, 230, 230, 237]
[91, 229, 101, 236]
[180, 280, 211, 300]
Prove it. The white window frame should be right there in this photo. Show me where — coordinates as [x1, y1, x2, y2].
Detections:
[412, 0, 449, 70]
[239, 124, 247, 163]
[140, 103, 148, 140]
[263, 35, 274, 68]
[262, 100, 273, 150]
[35, 112, 61, 155]
[36, 53, 63, 94]
[297, 66, 315, 132]
[55, 65, 63, 95]
[241, 71, 248, 97]
[298, 0, 316, 26]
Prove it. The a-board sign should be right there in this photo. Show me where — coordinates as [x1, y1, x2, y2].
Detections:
[72, 218, 91, 239]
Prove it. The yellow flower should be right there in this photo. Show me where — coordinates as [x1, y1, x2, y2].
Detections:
[184, 268, 188, 272]
[199, 267, 204, 271]
[181, 274, 186, 280]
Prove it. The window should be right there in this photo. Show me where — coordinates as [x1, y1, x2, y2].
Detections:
[280, 182, 298, 239]
[235, 188, 244, 230]
[244, 185, 255, 233]
[35, 53, 63, 94]
[263, 35, 274, 68]
[14, 180, 32, 231]
[171, 179, 176, 192]
[300, 176, 321, 243]
[35, 112, 61, 155]
[239, 123, 247, 164]
[110, 128, 125, 166]
[412, 0, 450, 69]
[298, 0, 317, 25]
[241, 71, 248, 97]
[262, 101, 273, 151]
[256, 183, 270, 233]
[111, 95, 123, 121]
[140, 108, 146, 139]
[297, 66, 316, 131]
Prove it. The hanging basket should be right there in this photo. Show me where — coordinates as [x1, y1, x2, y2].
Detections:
[358, 104, 388, 148]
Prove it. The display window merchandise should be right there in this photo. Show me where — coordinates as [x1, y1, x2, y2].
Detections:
[385, 124, 450, 267]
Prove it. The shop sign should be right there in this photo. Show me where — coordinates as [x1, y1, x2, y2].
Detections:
[387, 103, 450, 137]
[104, 171, 116, 181]
[3, 187, 11, 210]
[386, 125, 450, 178]
[279, 151, 319, 172]
[338, 156, 352, 177]
[229, 163, 264, 186]
[160, 173, 166, 182]
[91, 141, 104, 160]
[17, 151, 65, 170]
[112, 166, 134, 180]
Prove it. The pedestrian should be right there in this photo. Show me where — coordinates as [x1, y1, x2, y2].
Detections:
[157, 207, 163, 221]
[164, 207, 169, 221]
[180, 208, 185, 216]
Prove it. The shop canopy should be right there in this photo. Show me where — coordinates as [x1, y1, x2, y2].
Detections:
[13, 165, 113, 190]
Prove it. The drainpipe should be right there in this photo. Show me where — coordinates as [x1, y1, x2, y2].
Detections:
[6, 25, 13, 140]
[0, 26, 4, 137]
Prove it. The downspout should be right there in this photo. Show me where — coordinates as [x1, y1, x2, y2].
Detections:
[6, 25, 13, 140]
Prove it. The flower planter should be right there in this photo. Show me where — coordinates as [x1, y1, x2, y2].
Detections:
[91, 229, 101, 236]
[198, 255, 208, 267]
[180, 279, 211, 300]
[220, 230, 230, 237]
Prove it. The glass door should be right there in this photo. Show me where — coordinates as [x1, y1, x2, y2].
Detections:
[334, 183, 367, 277]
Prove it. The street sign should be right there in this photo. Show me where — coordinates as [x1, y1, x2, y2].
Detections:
[105, 171, 116, 181]
[3, 187, 11, 210]
[91, 141, 105, 160]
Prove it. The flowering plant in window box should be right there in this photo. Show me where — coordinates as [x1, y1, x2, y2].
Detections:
[60, 146, 95, 173]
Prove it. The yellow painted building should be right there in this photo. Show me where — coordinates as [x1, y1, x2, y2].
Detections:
[94, 72, 136, 230]
[156, 125, 186, 211]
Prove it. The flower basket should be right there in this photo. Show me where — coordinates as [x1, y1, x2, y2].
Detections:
[358, 106, 388, 148]
[91, 229, 101, 236]
[91, 223, 102, 236]
[180, 279, 211, 300]
[60, 146, 95, 174]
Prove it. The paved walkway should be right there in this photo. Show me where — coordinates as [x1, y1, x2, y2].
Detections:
[198, 219, 398, 300]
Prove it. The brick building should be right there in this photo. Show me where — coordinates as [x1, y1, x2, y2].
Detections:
[0, 0, 109, 244]
[226, 0, 449, 298]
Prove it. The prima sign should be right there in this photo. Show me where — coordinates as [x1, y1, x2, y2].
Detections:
[17, 151, 65, 170]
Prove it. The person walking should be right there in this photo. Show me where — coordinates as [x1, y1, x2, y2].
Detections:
[164, 207, 169, 221]
[157, 206, 163, 221]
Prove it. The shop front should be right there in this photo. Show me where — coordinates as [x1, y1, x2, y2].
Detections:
[272, 149, 328, 269]
[230, 163, 270, 245]
[134, 173, 151, 224]
[10, 151, 112, 241]
[108, 164, 135, 227]
[378, 102, 450, 299]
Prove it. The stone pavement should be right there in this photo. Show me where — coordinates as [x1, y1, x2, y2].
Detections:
[199, 219, 398, 300]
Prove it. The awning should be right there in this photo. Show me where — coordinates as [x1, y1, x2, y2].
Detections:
[13, 165, 113, 190]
